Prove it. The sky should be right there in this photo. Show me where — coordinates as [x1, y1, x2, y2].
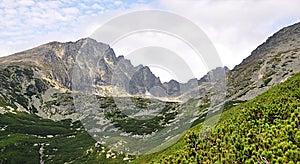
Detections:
[0, 0, 300, 82]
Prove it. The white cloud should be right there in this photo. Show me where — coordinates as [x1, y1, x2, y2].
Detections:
[18, 0, 35, 6]
[0, 0, 155, 57]
[92, 4, 104, 10]
[156, 0, 300, 69]
[62, 7, 79, 15]
[114, 1, 123, 6]
[0, 0, 130, 56]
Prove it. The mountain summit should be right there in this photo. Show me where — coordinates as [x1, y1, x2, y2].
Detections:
[0, 38, 172, 97]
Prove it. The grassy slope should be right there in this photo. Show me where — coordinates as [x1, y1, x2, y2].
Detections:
[134, 72, 300, 163]
[0, 112, 125, 164]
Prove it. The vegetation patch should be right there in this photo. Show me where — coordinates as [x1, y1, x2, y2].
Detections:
[136, 72, 300, 163]
[264, 77, 272, 86]
[104, 101, 179, 135]
[0, 112, 126, 163]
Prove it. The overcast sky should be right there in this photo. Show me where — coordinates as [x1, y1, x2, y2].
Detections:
[0, 0, 299, 82]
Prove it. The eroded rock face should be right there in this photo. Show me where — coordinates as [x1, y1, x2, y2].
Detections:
[164, 80, 180, 96]
[0, 38, 165, 96]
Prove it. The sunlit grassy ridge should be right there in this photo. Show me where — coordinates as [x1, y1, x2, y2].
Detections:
[135, 72, 300, 163]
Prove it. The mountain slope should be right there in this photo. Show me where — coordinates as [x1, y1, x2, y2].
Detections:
[0, 111, 130, 163]
[136, 70, 300, 164]
[227, 22, 300, 100]
[132, 22, 300, 163]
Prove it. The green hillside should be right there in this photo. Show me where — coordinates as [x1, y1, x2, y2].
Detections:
[1, 72, 300, 163]
[0, 112, 127, 163]
[135, 72, 300, 163]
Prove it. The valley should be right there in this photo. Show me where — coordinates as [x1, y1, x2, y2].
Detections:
[0, 22, 300, 163]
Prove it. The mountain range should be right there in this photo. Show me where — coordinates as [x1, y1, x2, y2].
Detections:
[0, 37, 226, 98]
[0, 22, 300, 163]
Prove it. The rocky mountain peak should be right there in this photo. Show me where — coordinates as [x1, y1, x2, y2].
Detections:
[0, 38, 168, 96]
